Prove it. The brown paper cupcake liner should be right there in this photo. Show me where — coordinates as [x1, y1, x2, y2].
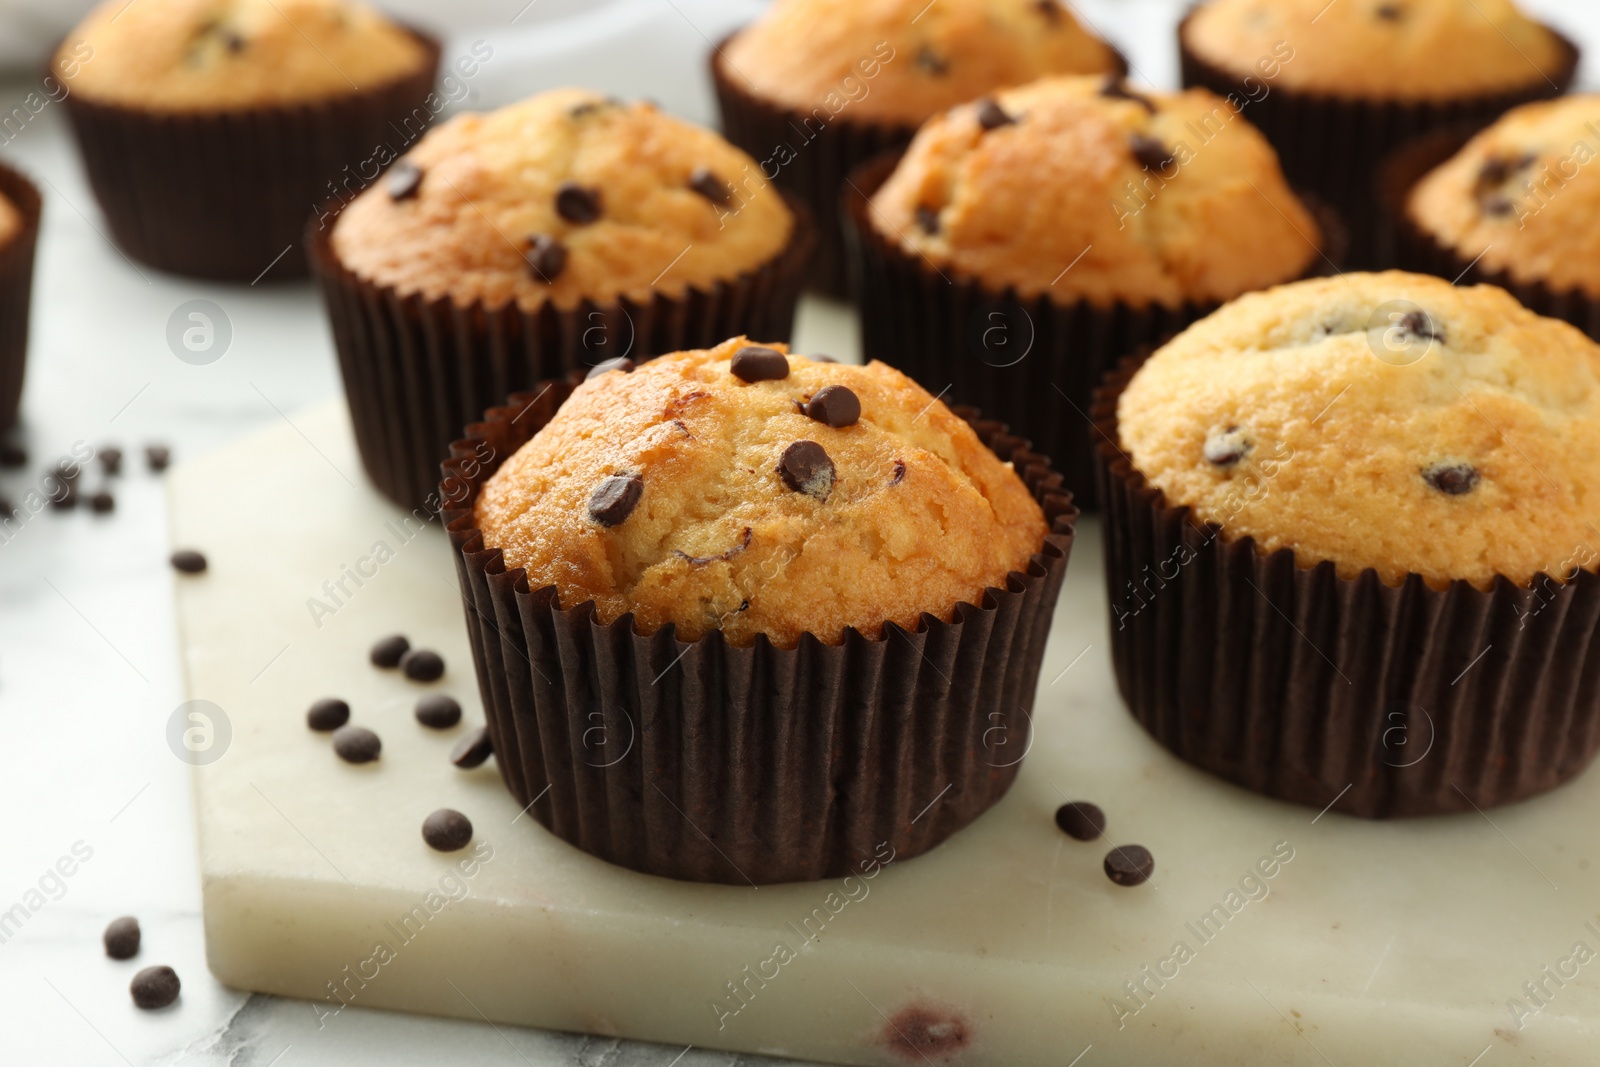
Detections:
[0, 162, 41, 433]
[1093, 361, 1600, 818]
[1177, 8, 1579, 269]
[307, 191, 815, 513]
[842, 151, 1343, 510]
[710, 34, 1128, 297]
[440, 390, 1076, 884]
[1380, 129, 1600, 341]
[58, 31, 441, 282]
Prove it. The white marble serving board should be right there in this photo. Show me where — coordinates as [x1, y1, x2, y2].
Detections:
[171, 352, 1600, 1067]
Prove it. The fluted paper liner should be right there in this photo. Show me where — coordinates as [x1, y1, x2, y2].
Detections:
[843, 151, 1343, 510]
[441, 389, 1076, 884]
[59, 31, 441, 281]
[0, 162, 40, 432]
[308, 192, 815, 512]
[1382, 129, 1600, 341]
[1177, 8, 1579, 269]
[1093, 361, 1600, 818]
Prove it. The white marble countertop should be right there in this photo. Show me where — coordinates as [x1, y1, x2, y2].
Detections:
[2, 2, 1594, 1064]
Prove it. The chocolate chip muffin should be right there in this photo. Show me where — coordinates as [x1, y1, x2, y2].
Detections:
[444, 337, 1076, 883]
[56, 0, 440, 279]
[0, 166, 41, 432]
[712, 0, 1123, 294]
[312, 89, 815, 510]
[1179, 0, 1578, 267]
[1096, 270, 1600, 817]
[849, 75, 1333, 507]
[1393, 96, 1600, 339]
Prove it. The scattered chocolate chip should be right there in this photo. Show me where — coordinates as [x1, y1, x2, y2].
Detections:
[778, 441, 835, 501]
[1423, 462, 1480, 495]
[915, 46, 948, 75]
[415, 694, 462, 729]
[1481, 193, 1515, 217]
[805, 385, 861, 428]
[809, 353, 838, 363]
[586, 357, 634, 380]
[674, 527, 752, 565]
[401, 648, 445, 682]
[1375, 2, 1403, 19]
[976, 98, 1014, 131]
[568, 98, 614, 119]
[588, 474, 644, 526]
[170, 549, 207, 574]
[130, 965, 180, 1009]
[1104, 844, 1155, 886]
[731, 345, 789, 382]
[914, 205, 941, 235]
[451, 726, 494, 768]
[1055, 802, 1106, 841]
[387, 161, 422, 202]
[1035, 0, 1061, 20]
[1130, 133, 1176, 173]
[688, 166, 732, 205]
[307, 698, 350, 732]
[422, 808, 473, 852]
[526, 234, 568, 283]
[1399, 310, 1443, 343]
[90, 490, 114, 514]
[370, 634, 409, 668]
[1203, 426, 1251, 468]
[1101, 76, 1157, 113]
[332, 725, 381, 763]
[554, 181, 602, 224]
[50, 487, 76, 510]
[1478, 158, 1514, 187]
[103, 917, 140, 960]
[0, 442, 25, 467]
[890, 459, 906, 485]
[0, 498, 12, 517]
[145, 445, 171, 472]
[99, 447, 123, 475]
[223, 31, 245, 52]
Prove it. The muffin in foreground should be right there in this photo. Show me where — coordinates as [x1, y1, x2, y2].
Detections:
[712, 0, 1122, 295]
[444, 338, 1075, 883]
[1096, 271, 1600, 817]
[1179, 0, 1578, 268]
[55, 0, 440, 280]
[312, 88, 815, 511]
[0, 164, 41, 433]
[1391, 95, 1600, 340]
[848, 74, 1333, 507]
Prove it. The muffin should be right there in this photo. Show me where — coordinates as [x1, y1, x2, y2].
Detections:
[846, 75, 1336, 507]
[0, 166, 41, 432]
[56, 0, 440, 280]
[1179, 0, 1578, 268]
[1388, 96, 1600, 340]
[310, 89, 816, 510]
[712, 0, 1123, 295]
[1096, 271, 1600, 817]
[443, 337, 1076, 883]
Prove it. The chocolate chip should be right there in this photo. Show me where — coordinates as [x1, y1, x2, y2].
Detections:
[55, 460, 83, 484]
[50, 486, 76, 510]
[145, 444, 171, 472]
[451, 726, 494, 768]
[1130, 134, 1175, 173]
[415, 694, 462, 729]
[130, 965, 180, 1009]
[1375, 2, 1403, 19]
[1035, 0, 1061, 20]
[586, 357, 634, 380]
[100, 447, 123, 475]
[90, 490, 114, 514]
[689, 166, 732, 205]
[332, 725, 381, 763]
[0, 442, 25, 467]
[568, 98, 616, 119]
[731, 345, 789, 382]
[1104, 844, 1155, 886]
[588, 474, 644, 526]
[1481, 193, 1515, 217]
[1101, 76, 1157, 113]
[401, 648, 445, 682]
[1423, 462, 1479, 495]
[890, 459, 906, 485]
[674, 527, 752, 565]
[1055, 801, 1106, 841]
[1478, 158, 1513, 187]
[808, 353, 838, 363]
[387, 160, 422, 201]
[1399, 310, 1443, 343]
[914, 205, 941, 235]
[526, 234, 568, 282]
[778, 441, 835, 501]
[223, 31, 246, 52]
[103, 917, 140, 960]
[306, 698, 350, 732]
[805, 385, 861, 428]
[422, 808, 473, 852]
[170, 549, 207, 574]
[976, 98, 1014, 131]
[1204, 426, 1251, 468]
[916, 46, 948, 75]
[554, 181, 602, 224]
[369, 634, 409, 668]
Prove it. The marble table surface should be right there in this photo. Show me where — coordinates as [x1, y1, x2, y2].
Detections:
[2, 1, 1595, 1065]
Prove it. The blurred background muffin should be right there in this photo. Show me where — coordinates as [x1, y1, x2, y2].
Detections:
[712, 0, 1123, 296]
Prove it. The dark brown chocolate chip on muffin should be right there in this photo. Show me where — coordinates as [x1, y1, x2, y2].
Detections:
[778, 441, 835, 500]
[1104, 844, 1155, 886]
[976, 98, 1015, 132]
[130, 965, 180, 1009]
[1130, 134, 1175, 174]
[526, 234, 568, 282]
[1203, 426, 1251, 468]
[422, 808, 473, 852]
[1101, 76, 1157, 113]
[1399, 310, 1444, 343]
[451, 726, 494, 768]
[170, 549, 207, 574]
[554, 181, 603, 224]
[914, 205, 941, 235]
[805, 385, 861, 428]
[1375, 2, 1404, 20]
[586, 357, 635, 379]
[387, 161, 422, 201]
[589, 474, 644, 526]
[1423, 462, 1480, 495]
[731, 345, 789, 382]
[688, 166, 732, 205]
[370, 633, 409, 668]
[401, 648, 445, 682]
[916, 46, 949, 75]
[307, 698, 350, 731]
[1054, 801, 1106, 841]
[332, 725, 382, 763]
[103, 916, 140, 960]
